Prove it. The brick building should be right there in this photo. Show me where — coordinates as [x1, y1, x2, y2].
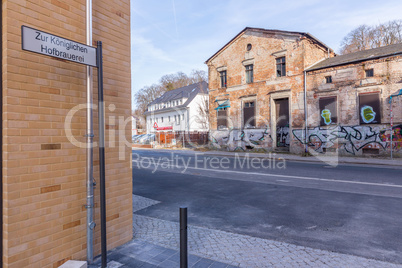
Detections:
[1, 1, 132, 267]
[206, 27, 402, 157]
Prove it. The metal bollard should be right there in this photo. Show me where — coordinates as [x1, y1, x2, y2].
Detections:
[180, 207, 188, 268]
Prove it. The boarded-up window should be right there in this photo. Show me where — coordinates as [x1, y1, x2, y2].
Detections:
[359, 93, 381, 124]
[217, 108, 228, 129]
[319, 96, 337, 126]
[275, 98, 289, 127]
[243, 101, 255, 128]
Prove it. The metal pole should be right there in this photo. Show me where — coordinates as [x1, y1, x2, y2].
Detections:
[180, 207, 188, 268]
[86, 0, 95, 263]
[390, 97, 393, 159]
[97, 41, 107, 268]
[304, 71, 308, 153]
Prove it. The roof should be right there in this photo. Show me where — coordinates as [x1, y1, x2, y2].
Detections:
[205, 27, 333, 64]
[306, 43, 402, 72]
[144, 81, 208, 115]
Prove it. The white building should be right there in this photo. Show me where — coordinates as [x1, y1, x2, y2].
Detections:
[144, 81, 209, 134]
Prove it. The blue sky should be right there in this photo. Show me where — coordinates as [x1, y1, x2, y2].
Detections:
[131, 0, 402, 107]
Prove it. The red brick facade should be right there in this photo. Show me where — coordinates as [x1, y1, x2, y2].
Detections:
[206, 28, 402, 157]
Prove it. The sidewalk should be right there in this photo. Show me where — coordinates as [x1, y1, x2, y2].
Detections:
[133, 147, 402, 167]
[89, 195, 402, 268]
[88, 239, 236, 268]
[207, 150, 402, 167]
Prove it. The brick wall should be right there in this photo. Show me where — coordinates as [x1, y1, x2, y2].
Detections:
[206, 29, 328, 151]
[206, 28, 401, 156]
[2, 1, 132, 267]
[290, 56, 402, 156]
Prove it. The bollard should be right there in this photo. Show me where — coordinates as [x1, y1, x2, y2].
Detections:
[180, 207, 188, 268]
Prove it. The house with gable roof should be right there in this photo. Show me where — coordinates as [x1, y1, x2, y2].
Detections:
[144, 81, 209, 134]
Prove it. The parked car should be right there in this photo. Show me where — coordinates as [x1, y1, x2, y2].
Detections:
[138, 134, 154, 144]
[132, 134, 145, 143]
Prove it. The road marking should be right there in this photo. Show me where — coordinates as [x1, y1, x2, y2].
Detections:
[183, 166, 402, 188]
[132, 160, 402, 189]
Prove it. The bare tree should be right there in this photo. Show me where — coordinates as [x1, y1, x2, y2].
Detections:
[340, 20, 402, 54]
[132, 69, 208, 125]
[194, 93, 209, 130]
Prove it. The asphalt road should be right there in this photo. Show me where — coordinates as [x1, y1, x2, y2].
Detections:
[132, 149, 402, 264]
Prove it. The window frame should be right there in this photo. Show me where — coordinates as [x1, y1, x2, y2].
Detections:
[325, 76, 332, 84]
[217, 107, 228, 130]
[319, 96, 337, 126]
[358, 92, 381, 124]
[276, 57, 286, 77]
[365, 69, 374, 78]
[243, 100, 256, 128]
[245, 64, 254, 84]
[219, 70, 227, 88]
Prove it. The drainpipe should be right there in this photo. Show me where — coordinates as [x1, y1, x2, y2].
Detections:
[86, 0, 95, 263]
[304, 71, 308, 153]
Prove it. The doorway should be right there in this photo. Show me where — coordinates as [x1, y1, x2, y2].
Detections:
[274, 98, 290, 148]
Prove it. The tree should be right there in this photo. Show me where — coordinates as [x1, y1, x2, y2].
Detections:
[132, 69, 208, 126]
[194, 92, 209, 130]
[340, 20, 402, 55]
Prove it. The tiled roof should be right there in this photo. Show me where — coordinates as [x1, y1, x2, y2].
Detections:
[306, 43, 402, 71]
[144, 81, 208, 115]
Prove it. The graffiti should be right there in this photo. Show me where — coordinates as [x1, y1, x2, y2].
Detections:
[321, 109, 332, 125]
[292, 125, 390, 155]
[210, 126, 271, 151]
[276, 127, 290, 147]
[379, 124, 402, 150]
[361, 106, 376, 123]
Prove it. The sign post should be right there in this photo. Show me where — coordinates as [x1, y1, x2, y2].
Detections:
[21, 26, 108, 267]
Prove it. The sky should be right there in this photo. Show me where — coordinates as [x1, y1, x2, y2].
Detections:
[130, 0, 402, 108]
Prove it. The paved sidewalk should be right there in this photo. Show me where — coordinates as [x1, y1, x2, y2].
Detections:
[87, 195, 236, 268]
[88, 239, 237, 268]
[133, 147, 402, 167]
[204, 150, 402, 167]
[88, 194, 402, 268]
[132, 195, 402, 268]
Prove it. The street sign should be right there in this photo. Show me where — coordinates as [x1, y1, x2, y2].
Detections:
[157, 126, 173, 130]
[21, 25, 97, 67]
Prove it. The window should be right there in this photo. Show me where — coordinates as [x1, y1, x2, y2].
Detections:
[276, 57, 286, 77]
[246, 43, 252, 51]
[243, 101, 255, 128]
[168, 116, 171, 122]
[359, 92, 381, 124]
[245, 65, 253, 84]
[217, 108, 228, 130]
[161, 117, 163, 123]
[319, 96, 337, 126]
[365, 69, 374, 77]
[325, 76, 332, 83]
[220, 70, 227, 88]
[181, 114, 184, 120]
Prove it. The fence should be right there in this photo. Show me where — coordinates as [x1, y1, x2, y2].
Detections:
[156, 131, 209, 147]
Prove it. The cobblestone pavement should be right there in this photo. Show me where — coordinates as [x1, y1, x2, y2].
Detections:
[133, 194, 402, 268]
[133, 195, 161, 213]
[88, 239, 236, 268]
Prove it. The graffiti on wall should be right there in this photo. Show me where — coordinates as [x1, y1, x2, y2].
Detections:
[276, 127, 290, 147]
[210, 126, 271, 151]
[379, 124, 402, 150]
[293, 124, 402, 155]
